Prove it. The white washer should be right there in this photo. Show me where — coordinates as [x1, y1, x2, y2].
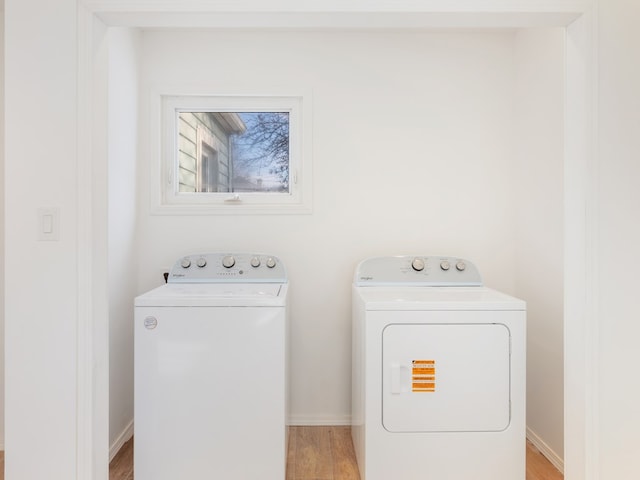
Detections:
[134, 253, 289, 480]
[352, 256, 526, 480]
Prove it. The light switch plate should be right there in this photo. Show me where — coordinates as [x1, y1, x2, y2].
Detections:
[37, 207, 60, 241]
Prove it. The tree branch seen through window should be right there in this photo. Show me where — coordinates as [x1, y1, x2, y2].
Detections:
[233, 112, 290, 192]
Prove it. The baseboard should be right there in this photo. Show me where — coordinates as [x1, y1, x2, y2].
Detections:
[110, 420, 134, 462]
[289, 414, 351, 426]
[526, 426, 564, 474]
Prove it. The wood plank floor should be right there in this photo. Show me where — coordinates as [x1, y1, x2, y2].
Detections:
[108, 426, 564, 480]
[526, 440, 564, 480]
[286, 426, 360, 479]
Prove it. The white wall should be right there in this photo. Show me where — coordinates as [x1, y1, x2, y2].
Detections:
[5, 0, 79, 477]
[0, 4, 5, 451]
[107, 28, 141, 456]
[514, 29, 565, 466]
[597, 0, 640, 477]
[136, 30, 519, 423]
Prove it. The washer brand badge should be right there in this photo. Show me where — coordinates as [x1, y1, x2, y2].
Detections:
[360, 276, 374, 281]
[144, 316, 158, 330]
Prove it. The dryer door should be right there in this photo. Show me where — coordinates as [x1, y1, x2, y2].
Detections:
[382, 323, 510, 432]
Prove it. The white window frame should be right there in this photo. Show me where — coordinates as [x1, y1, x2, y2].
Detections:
[152, 92, 312, 215]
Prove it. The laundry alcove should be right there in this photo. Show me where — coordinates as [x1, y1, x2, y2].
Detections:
[76, 3, 596, 479]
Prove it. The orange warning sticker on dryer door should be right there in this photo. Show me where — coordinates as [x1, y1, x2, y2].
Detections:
[412, 359, 436, 392]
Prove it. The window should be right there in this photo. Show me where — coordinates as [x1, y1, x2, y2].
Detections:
[153, 93, 311, 215]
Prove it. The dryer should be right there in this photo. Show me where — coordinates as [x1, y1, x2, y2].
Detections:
[352, 256, 526, 480]
[134, 253, 289, 480]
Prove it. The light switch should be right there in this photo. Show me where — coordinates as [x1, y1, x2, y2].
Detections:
[38, 208, 59, 241]
[42, 214, 54, 234]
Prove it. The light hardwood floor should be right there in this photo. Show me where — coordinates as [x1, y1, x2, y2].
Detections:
[108, 426, 564, 480]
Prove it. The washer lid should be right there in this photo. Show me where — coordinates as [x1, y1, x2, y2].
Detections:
[135, 282, 288, 307]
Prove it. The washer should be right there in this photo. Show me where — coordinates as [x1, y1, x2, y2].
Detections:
[352, 256, 526, 480]
[134, 253, 289, 480]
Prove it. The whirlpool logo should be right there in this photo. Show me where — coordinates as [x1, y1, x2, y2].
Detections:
[144, 316, 158, 330]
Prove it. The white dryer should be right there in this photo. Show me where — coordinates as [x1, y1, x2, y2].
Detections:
[352, 256, 526, 480]
[134, 253, 289, 480]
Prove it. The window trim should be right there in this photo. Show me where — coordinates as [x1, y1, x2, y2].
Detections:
[151, 91, 312, 215]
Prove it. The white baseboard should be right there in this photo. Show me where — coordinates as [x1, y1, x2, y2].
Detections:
[289, 414, 351, 426]
[526, 426, 564, 474]
[109, 420, 134, 462]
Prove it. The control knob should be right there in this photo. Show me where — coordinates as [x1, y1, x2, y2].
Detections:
[196, 257, 207, 268]
[266, 257, 277, 269]
[411, 258, 425, 272]
[440, 260, 450, 271]
[222, 255, 235, 269]
[180, 258, 191, 269]
[250, 256, 261, 268]
[456, 261, 466, 271]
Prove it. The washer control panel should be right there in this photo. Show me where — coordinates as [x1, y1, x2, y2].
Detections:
[168, 253, 286, 283]
[354, 256, 482, 286]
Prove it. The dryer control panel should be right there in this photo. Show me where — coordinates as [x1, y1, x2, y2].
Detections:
[354, 256, 482, 287]
[168, 253, 286, 283]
